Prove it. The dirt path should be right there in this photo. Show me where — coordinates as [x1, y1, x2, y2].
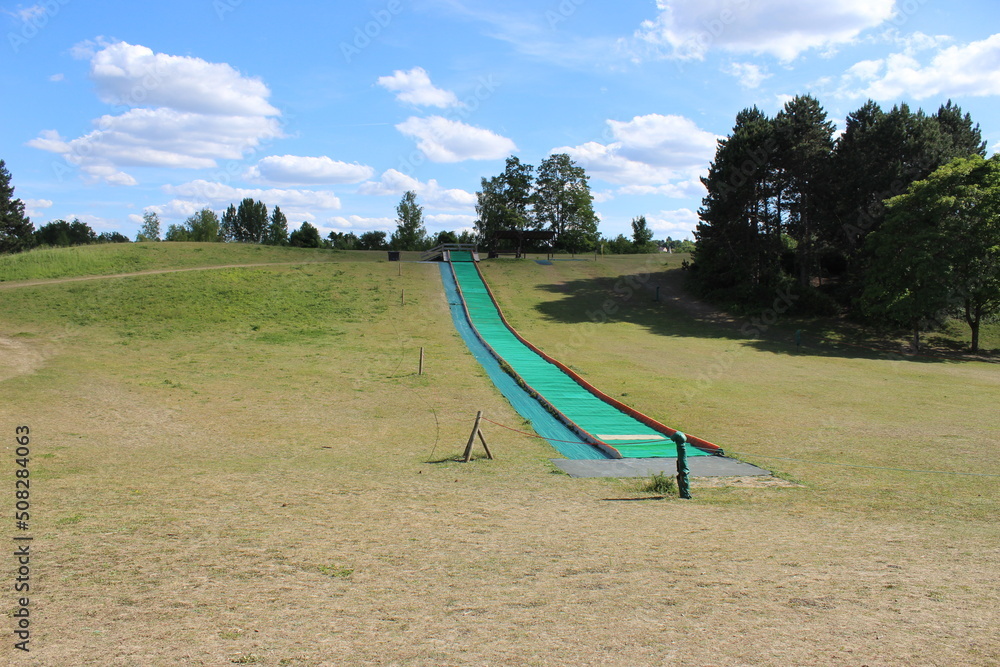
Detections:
[0, 260, 333, 290]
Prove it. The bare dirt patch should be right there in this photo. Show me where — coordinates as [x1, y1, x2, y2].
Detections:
[0, 335, 46, 382]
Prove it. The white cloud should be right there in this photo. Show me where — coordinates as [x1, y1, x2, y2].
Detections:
[144, 199, 208, 220]
[377, 67, 461, 108]
[425, 213, 476, 228]
[554, 114, 717, 198]
[359, 169, 477, 210]
[646, 208, 700, 239]
[245, 155, 374, 185]
[395, 116, 516, 162]
[163, 180, 341, 211]
[27, 41, 281, 185]
[327, 215, 395, 231]
[592, 190, 615, 203]
[846, 33, 1000, 100]
[724, 62, 771, 89]
[23, 199, 53, 218]
[87, 41, 278, 116]
[636, 0, 896, 62]
[49, 73, 65, 82]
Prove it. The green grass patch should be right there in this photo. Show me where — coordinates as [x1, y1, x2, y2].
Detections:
[0, 242, 348, 282]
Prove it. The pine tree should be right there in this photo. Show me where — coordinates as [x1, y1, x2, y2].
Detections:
[234, 198, 268, 243]
[693, 106, 783, 299]
[774, 95, 836, 288]
[0, 160, 34, 254]
[220, 204, 237, 242]
[266, 206, 288, 246]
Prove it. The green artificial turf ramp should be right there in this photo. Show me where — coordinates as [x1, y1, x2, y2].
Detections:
[450, 261, 708, 458]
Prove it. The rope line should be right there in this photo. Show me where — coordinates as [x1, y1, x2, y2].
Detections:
[727, 451, 1000, 478]
[481, 417, 999, 477]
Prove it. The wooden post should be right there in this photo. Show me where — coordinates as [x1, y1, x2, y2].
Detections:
[418, 347, 424, 375]
[401, 288, 404, 306]
[463, 411, 493, 462]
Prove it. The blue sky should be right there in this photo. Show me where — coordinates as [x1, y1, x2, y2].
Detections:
[2, 0, 999, 241]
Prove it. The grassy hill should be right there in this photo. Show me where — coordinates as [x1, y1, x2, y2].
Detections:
[1, 243, 997, 665]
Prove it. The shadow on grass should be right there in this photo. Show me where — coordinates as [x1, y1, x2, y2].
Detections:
[600, 496, 669, 502]
[527, 268, 997, 365]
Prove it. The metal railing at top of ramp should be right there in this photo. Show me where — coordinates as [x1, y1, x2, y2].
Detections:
[421, 243, 480, 262]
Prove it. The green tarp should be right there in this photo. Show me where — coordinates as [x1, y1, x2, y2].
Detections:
[450, 261, 707, 458]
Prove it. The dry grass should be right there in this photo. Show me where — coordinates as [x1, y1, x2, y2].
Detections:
[0, 248, 997, 665]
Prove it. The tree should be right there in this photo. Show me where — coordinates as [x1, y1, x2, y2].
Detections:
[289, 221, 321, 248]
[233, 198, 268, 243]
[136, 211, 161, 242]
[188, 208, 221, 242]
[631, 215, 654, 251]
[606, 234, 633, 254]
[36, 219, 98, 247]
[357, 230, 387, 250]
[475, 156, 535, 251]
[266, 206, 288, 246]
[693, 106, 783, 300]
[864, 155, 1000, 352]
[220, 204, 237, 242]
[97, 231, 130, 243]
[435, 230, 459, 245]
[328, 231, 359, 250]
[391, 190, 427, 250]
[774, 94, 836, 288]
[534, 153, 598, 252]
[164, 224, 191, 242]
[0, 160, 34, 254]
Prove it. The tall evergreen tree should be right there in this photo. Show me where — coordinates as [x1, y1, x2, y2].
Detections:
[220, 204, 237, 242]
[234, 198, 268, 243]
[774, 95, 836, 288]
[534, 153, 598, 252]
[0, 160, 34, 254]
[266, 206, 288, 246]
[391, 190, 427, 251]
[935, 99, 987, 160]
[693, 106, 783, 299]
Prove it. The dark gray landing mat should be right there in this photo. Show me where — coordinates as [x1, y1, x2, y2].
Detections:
[551, 456, 770, 478]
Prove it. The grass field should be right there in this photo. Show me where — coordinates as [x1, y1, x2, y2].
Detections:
[1, 244, 997, 665]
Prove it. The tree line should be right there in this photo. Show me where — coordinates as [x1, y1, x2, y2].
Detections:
[691, 95, 997, 351]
